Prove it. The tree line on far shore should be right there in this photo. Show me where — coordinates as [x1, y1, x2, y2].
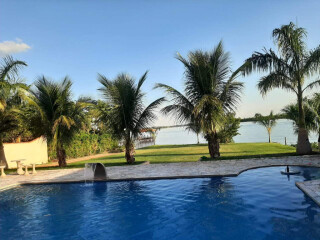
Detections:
[1, 22, 320, 167]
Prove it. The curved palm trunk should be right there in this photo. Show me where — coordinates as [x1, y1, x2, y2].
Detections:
[0, 136, 7, 167]
[56, 145, 67, 167]
[297, 91, 312, 154]
[206, 132, 220, 159]
[125, 139, 135, 164]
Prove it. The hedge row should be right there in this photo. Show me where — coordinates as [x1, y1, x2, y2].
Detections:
[48, 132, 121, 160]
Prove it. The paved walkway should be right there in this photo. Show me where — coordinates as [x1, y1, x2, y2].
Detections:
[296, 180, 320, 206]
[0, 154, 319, 185]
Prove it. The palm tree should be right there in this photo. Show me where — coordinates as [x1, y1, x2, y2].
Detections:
[0, 56, 27, 166]
[301, 94, 320, 147]
[154, 83, 202, 144]
[282, 100, 316, 135]
[28, 76, 87, 167]
[157, 41, 243, 158]
[98, 72, 164, 164]
[308, 94, 320, 147]
[186, 123, 202, 144]
[240, 22, 320, 154]
[254, 111, 277, 143]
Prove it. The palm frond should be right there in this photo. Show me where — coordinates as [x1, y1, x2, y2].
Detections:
[257, 71, 296, 96]
[219, 73, 244, 112]
[133, 97, 165, 136]
[303, 45, 320, 76]
[272, 22, 307, 61]
[241, 48, 291, 76]
[136, 71, 148, 96]
[302, 79, 320, 92]
[0, 56, 27, 82]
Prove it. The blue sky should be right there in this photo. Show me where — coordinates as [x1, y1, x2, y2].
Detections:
[1, 0, 320, 125]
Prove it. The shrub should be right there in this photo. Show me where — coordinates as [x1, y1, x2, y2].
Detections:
[48, 132, 121, 161]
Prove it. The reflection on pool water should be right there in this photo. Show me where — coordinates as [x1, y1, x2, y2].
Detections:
[1, 167, 320, 240]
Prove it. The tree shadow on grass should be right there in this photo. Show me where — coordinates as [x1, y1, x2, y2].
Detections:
[92, 152, 209, 161]
[140, 144, 207, 150]
[201, 152, 298, 161]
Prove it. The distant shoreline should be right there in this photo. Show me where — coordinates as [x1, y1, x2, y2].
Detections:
[154, 116, 289, 129]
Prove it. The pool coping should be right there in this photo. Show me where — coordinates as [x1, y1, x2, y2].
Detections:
[296, 180, 320, 206]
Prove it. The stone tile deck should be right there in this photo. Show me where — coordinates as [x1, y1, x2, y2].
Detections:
[1, 154, 320, 190]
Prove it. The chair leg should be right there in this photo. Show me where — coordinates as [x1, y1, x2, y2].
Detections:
[0, 168, 6, 177]
[32, 164, 37, 174]
[17, 162, 24, 175]
[24, 165, 29, 175]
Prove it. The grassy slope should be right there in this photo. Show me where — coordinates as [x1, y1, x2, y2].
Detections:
[63, 143, 296, 168]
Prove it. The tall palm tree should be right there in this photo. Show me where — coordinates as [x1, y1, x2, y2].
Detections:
[240, 22, 320, 154]
[254, 111, 277, 143]
[98, 72, 164, 164]
[157, 41, 243, 158]
[0, 56, 27, 166]
[28, 76, 87, 167]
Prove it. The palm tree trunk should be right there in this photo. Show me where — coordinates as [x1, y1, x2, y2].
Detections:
[125, 139, 135, 164]
[0, 136, 6, 167]
[207, 132, 220, 159]
[197, 133, 200, 144]
[268, 131, 271, 143]
[296, 90, 312, 154]
[56, 145, 67, 167]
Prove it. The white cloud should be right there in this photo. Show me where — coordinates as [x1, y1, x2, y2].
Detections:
[0, 39, 31, 56]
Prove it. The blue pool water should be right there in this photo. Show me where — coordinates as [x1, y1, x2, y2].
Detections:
[1, 167, 320, 240]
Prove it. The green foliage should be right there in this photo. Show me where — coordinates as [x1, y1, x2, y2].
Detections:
[0, 56, 27, 137]
[254, 111, 277, 131]
[28, 76, 89, 166]
[241, 113, 286, 122]
[239, 22, 320, 153]
[311, 142, 319, 150]
[48, 132, 121, 160]
[217, 113, 241, 143]
[240, 22, 320, 130]
[156, 41, 243, 157]
[98, 71, 164, 163]
[174, 41, 243, 134]
[282, 99, 317, 134]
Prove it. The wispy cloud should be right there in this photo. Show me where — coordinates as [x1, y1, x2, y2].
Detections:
[0, 39, 31, 56]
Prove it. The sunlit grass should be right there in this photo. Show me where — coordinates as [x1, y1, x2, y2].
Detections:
[36, 143, 297, 170]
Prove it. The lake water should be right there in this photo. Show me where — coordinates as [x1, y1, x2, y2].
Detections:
[155, 119, 318, 145]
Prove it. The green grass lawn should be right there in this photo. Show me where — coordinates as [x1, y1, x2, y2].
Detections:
[38, 142, 296, 170]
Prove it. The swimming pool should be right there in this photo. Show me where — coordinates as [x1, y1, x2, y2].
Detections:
[1, 166, 320, 240]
